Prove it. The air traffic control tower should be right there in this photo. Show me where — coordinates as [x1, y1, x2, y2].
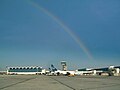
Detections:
[61, 61, 67, 71]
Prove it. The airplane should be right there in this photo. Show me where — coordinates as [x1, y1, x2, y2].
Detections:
[48, 64, 75, 76]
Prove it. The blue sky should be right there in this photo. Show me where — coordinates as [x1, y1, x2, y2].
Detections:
[0, 0, 120, 70]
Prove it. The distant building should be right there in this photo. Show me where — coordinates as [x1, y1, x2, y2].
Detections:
[75, 66, 120, 76]
[7, 66, 43, 75]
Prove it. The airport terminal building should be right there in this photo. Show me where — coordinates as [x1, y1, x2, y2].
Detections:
[7, 66, 43, 75]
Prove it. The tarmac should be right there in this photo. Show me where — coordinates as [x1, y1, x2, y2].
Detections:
[0, 75, 120, 90]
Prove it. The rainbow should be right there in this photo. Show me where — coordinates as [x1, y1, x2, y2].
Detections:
[27, 0, 93, 59]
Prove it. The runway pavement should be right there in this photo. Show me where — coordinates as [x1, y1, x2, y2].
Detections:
[0, 75, 120, 90]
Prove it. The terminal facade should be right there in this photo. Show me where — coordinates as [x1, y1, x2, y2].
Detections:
[7, 66, 44, 75]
